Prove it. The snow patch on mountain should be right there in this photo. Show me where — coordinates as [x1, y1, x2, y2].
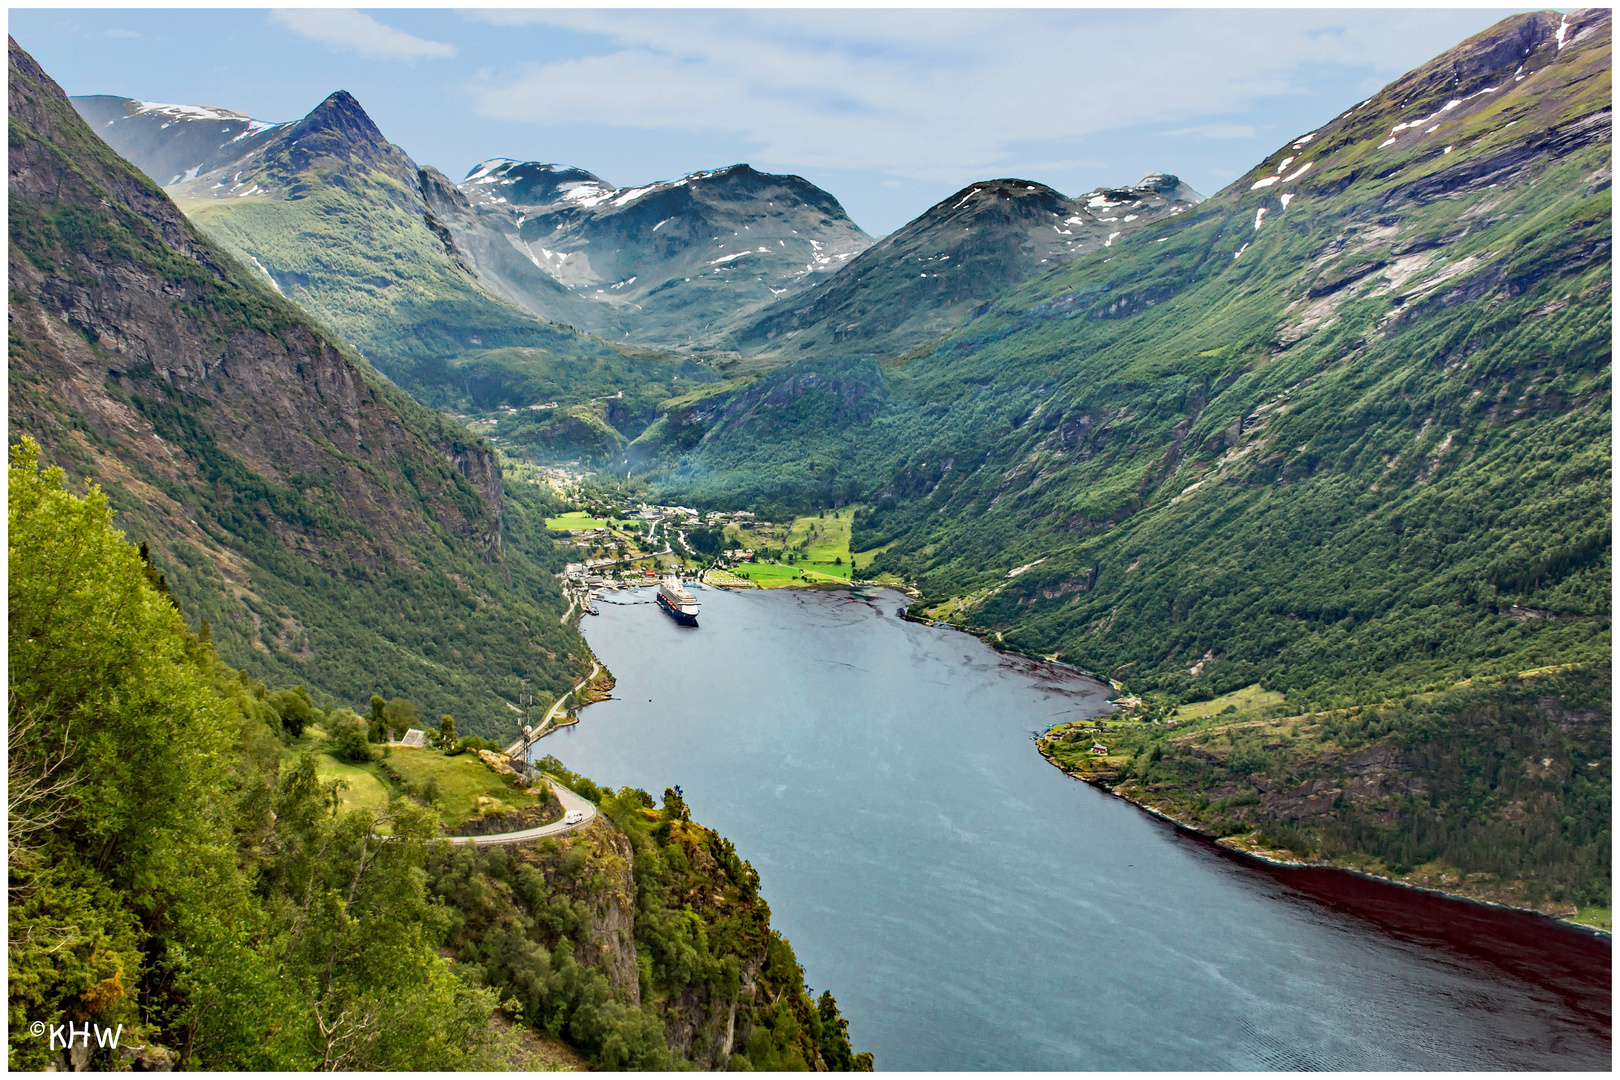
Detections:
[135, 101, 250, 123]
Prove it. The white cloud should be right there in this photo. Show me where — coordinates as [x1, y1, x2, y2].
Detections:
[270, 9, 455, 62]
[105, 28, 140, 39]
[462, 9, 1498, 182]
[1160, 124, 1259, 140]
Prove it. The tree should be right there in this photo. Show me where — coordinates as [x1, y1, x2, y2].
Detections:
[8, 437, 277, 1069]
[438, 714, 457, 749]
[269, 686, 319, 738]
[262, 755, 506, 1069]
[331, 712, 374, 764]
[385, 697, 420, 736]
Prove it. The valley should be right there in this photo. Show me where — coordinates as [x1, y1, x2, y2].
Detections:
[8, 6, 1611, 1072]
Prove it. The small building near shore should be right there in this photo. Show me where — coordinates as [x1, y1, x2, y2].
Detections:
[1090, 743, 1109, 755]
[399, 729, 428, 748]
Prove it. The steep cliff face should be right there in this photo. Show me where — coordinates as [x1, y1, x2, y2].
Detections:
[429, 780, 872, 1071]
[12, 42, 499, 561]
[442, 819, 643, 1005]
[9, 38, 585, 735]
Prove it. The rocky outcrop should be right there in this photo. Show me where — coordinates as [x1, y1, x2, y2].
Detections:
[500, 820, 642, 1007]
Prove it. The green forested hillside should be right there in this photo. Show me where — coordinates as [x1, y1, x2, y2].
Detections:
[638, 10, 1612, 906]
[1042, 668, 1610, 918]
[8, 438, 871, 1070]
[654, 9, 1611, 710]
[8, 38, 584, 737]
[8, 438, 506, 1070]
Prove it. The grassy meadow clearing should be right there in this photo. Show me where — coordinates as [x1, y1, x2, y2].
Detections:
[545, 511, 641, 531]
[720, 508, 883, 585]
[284, 724, 548, 831]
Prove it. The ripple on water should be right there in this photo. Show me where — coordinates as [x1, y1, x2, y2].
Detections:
[542, 585, 1611, 1070]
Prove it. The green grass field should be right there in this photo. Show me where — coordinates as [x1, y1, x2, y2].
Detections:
[283, 726, 542, 830]
[1171, 684, 1288, 723]
[386, 746, 541, 828]
[787, 510, 854, 567]
[1572, 906, 1612, 932]
[546, 511, 609, 530]
[702, 568, 758, 588]
[723, 509, 868, 586]
[850, 540, 896, 573]
[731, 561, 823, 588]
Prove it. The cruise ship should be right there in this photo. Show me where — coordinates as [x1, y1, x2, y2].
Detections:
[657, 576, 700, 626]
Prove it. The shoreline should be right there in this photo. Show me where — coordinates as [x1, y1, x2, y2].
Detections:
[1041, 746, 1611, 939]
[566, 576, 1608, 938]
[891, 591, 1607, 937]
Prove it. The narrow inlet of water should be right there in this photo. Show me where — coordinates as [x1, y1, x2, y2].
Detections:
[538, 585, 1610, 1070]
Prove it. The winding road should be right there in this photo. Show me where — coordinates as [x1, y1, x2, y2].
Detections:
[502, 660, 602, 758]
[444, 777, 598, 847]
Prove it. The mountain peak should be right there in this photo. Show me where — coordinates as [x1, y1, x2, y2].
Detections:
[736, 170, 1202, 356]
[1222, 5, 1610, 206]
[1136, 173, 1206, 204]
[461, 158, 614, 205]
[291, 89, 387, 148]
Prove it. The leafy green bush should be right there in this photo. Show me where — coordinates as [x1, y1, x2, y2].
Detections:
[328, 710, 374, 764]
[268, 685, 320, 737]
[7, 436, 503, 1070]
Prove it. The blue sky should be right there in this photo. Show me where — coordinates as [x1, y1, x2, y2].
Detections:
[10, 7, 1526, 236]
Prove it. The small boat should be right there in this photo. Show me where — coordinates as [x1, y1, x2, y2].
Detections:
[656, 576, 700, 626]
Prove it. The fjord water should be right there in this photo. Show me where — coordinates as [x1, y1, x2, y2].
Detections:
[543, 586, 1610, 1070]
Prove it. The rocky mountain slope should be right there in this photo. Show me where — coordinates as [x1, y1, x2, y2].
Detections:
[644, 9, 1611, 901]
[12, 38, 586, 736]
[735, 173, 1203, 359]
[70, 92, 288, 187]
[71, 90, 874, 355]
[423, 158, 873, 348]
[432, 771, 872, 1070]
[71, 88, 716, 454]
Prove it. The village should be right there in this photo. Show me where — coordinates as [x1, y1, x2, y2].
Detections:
[543, 493, 877, 603]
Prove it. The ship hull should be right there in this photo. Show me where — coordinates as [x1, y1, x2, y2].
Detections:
[657, 590, 699, 626]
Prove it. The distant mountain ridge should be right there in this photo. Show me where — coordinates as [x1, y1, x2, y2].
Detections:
[71, 86, 718, 469]
[68, 93, 286, 186]
[69, 87, 1198, 373]
[71, 91, 878, 353]
[735, 173, 1203, 359]
[420, 157, 874, 347]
